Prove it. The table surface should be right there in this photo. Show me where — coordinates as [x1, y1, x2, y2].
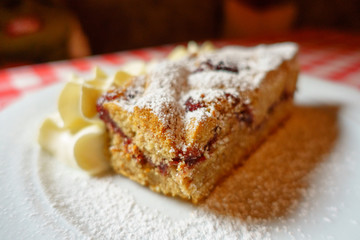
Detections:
[1, 29, 359, 110]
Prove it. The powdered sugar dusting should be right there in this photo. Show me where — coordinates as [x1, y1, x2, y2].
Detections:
[38, 155, 270, 240]
[181, 88, 238, 128]
[188, 70, 263, 90]
[196, 42, 298, 88]
[112, 43, 297, 148]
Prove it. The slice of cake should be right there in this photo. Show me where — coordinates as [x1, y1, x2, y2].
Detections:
[96, 42, 299, 203]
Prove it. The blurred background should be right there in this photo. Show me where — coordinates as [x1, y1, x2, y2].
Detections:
[0, 0, 359, 68]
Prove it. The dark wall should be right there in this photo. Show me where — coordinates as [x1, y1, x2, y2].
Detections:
[65, 0, 223, 54]
[295, 0, 360, 30]
[65, 0, 359, 54]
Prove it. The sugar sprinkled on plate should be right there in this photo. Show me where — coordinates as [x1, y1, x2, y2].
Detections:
[37, 105, 350, 239]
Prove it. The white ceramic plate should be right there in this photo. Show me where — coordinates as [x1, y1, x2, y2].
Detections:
[1, 75, 360, 239]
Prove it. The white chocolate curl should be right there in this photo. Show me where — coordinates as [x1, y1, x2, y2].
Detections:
[38, 67, 114, 175]
[38, 42, 214, 175]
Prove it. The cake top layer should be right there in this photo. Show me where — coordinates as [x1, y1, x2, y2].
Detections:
[107, 42, 298, 150]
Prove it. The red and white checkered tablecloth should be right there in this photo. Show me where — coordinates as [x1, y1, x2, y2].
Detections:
[1, 29, 359, 110]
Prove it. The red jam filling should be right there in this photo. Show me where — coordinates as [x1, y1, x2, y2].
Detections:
[96, 95, 130, 141]
[193, 60, 239, 74]
[235, 106, 254, 126]
[184, 97, 205, 112]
